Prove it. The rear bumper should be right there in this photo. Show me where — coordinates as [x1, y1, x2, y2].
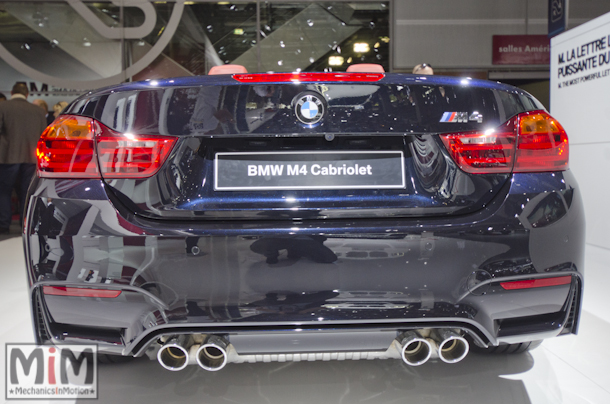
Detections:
[24, 171, 585, 356]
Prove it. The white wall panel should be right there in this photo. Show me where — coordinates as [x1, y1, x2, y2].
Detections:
[569, 145, 610, 250]
[394, 22, 546, 69]
[550, 12, 610, 250]
[392, 0, 610, 70]
[394, 0, 539, 69]
[394, 0, 528, 20]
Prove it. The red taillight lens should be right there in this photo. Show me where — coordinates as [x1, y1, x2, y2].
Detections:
[36, 115, 99, 178]
[96, 125, 176, 179]
[232, 72, 384, 83]
[42, 286, 122, 298]
[514, 111, 569, 172]
[36, 115, 177, 179]
[440, 111, 568, 174]
[500, 275, 572, 290]
[440, 118, 517, 174]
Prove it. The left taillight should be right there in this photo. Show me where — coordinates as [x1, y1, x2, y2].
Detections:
[37, 115, 99, 178]
[37, 115, 176, 179]
[96, 130, 176, 179]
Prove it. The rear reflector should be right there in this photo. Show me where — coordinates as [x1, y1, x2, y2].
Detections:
[440, 111, 569, 174]
[43, 286, 122, 298]
[500, 276, 572, 290]
[232, 72, 384, 83]
[37, 115, 99, 178]
[37, 115, 176, 179]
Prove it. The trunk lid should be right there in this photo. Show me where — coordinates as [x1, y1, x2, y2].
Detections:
[68, 76, 541, 220]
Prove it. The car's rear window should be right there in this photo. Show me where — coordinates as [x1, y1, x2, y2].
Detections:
[94, 84, 505, 137]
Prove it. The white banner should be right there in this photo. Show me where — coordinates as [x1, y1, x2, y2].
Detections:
[550, 11, 610, 249]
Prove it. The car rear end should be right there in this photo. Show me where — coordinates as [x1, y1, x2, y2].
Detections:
[24, 70, 584, 370]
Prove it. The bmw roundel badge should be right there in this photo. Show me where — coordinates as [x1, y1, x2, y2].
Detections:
[295, 93, 325, 125]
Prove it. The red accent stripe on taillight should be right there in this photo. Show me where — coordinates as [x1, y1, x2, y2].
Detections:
[500, 275, 572, 290]
[439, 117, 517, 174]
[42, 286, 122, 298]
[440, 110, 569, 174]
[36, 115, 99, 178]
[232, 72, 384, 83]
[95, 123, 177, 179]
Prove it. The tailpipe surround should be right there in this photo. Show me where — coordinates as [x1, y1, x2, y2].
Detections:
[196, 335, 229, 371]
[436, 330, 469, 364]
[398, 331, 433, 366]
[157, 336, 191, 371]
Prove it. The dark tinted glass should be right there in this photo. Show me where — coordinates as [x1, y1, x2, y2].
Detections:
[139, 83, 503, 136]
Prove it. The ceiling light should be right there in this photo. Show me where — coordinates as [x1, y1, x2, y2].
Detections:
[353, 43, 370, 53]
[328, 56, 344, 66]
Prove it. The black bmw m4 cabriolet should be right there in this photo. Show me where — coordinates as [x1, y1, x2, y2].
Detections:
[25, 64, 584, 371]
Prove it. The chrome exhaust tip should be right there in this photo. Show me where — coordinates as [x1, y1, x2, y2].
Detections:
[157, 337, 190, 371]
[436, 330, 469, 364]
[196, 335, 229, 371]
[398, 331, 433, 366]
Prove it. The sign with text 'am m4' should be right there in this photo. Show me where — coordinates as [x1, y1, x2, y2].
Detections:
[5, 344, 98, 400]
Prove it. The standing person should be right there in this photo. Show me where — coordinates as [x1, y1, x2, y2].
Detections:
[53, 101, 68, 119]
[412, 63, 434, 75]
[0, 93, 6, 102]
[0, 82, 47, 233]
[32, 99, 55, 126]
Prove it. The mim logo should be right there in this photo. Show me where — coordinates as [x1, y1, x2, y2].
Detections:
[5, 344, 97, 400]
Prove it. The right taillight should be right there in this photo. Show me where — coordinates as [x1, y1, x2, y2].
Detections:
[36, 115, 176, 179]
[439, 117, 516, 174]
[440, 110, 568, 174]
[514, 111, 569, 172]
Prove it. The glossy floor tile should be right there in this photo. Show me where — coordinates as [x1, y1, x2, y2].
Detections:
[1, 237, 609, 404]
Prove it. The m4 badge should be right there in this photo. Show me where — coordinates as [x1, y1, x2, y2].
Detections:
[440, 112, 483, 123]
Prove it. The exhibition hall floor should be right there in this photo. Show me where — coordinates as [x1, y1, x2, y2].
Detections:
[1, 236, 608, 404]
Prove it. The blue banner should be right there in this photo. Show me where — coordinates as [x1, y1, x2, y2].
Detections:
[549, 0, 568, 37]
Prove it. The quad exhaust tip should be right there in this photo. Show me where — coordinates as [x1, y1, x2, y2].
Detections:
[157, 338, 190, 371]
[157, 335, 229, 372]
[155, 330, 470, 370]
[399, 331, 432, 366]
[196, 335, 229, 371]
[436, 330, 469, 364]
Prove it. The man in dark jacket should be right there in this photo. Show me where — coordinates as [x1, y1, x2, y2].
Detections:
[0, 82, 47, 233]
